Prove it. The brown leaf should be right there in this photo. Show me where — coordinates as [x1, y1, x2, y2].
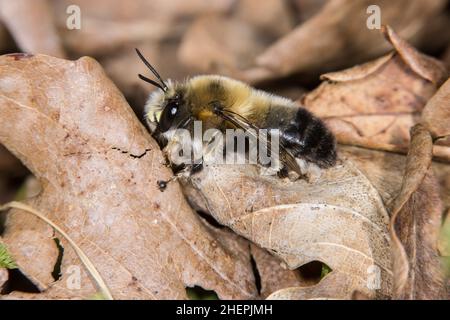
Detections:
[302, 32, 448, 161]
[422, 78, 450, 139]
[382, 25, 448, 86]
[0, 0, 65, 57]
[389, 124, 446, 299]
[183, 158, 393, 299]
[0, 53, 257, 299]
[243, 0, 449, 82]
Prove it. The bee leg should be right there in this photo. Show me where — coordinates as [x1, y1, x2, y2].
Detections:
[259, 157, 282, 177]
[156, 164, 196, 192]
[295, 158, 322, 183]
[190, 162, 203, 174]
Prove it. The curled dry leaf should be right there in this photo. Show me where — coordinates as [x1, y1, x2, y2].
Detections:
[242, 0, 449, 82]
[422, 78, 450, 139]
[382, 25, 448, 86]
[182, 159, 393, 299]
[0, 53, 258, 299]
[0, 0, 65, 57]
[389, 124, 446, 299]
[302, 28, 449, 162]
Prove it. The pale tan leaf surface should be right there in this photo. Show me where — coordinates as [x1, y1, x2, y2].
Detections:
[242, 0, 449, 82]
[339, 146, 405, 207]
[0, 0, 65, 57]
[302, 29, 448, 161]
[0, 53, 257, 300]
[389, 124, 446, 299]
[182, 159, 392, 299]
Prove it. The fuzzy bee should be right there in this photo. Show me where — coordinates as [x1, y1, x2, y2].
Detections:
[136, 49, 336, 181]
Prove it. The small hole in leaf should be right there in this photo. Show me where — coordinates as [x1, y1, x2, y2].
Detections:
[3, 269, 41, 294]
[296, 261, 332, 285]
[51, 238, 64, 281]
[186, 286, 219, 300]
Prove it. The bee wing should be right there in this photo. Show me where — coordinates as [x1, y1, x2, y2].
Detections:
[217, 109, 302, 176]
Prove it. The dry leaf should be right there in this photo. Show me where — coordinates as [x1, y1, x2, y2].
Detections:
[242, 0, 449, 82]
[422, 78, 450, 139]
[389, 124, 446, 299]
[51, 0, 234, 55]
[267, 271, 368, 300]
[250, 244, 305, 299]
[302, 28, 448, 161]
[0, 0, 65, 57]
[382, 26, 448, 86]
[182, 159, 392, 299]
[0, 53, 258, 299]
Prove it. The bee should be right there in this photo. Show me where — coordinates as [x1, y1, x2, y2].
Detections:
[136, 49, 336, 184]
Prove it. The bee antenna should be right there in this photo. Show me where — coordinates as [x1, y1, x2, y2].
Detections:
[138, 74, 166, 92]
[135, 48, 168, 92]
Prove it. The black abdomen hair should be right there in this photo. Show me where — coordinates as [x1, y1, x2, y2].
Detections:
[281, 108, 336, 168]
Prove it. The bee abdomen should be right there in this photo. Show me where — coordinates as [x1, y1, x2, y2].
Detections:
[281, 108, 336, 168]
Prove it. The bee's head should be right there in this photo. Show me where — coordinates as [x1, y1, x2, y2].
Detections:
[136, 48, 191, 134]
[143, 82, 193, 136]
